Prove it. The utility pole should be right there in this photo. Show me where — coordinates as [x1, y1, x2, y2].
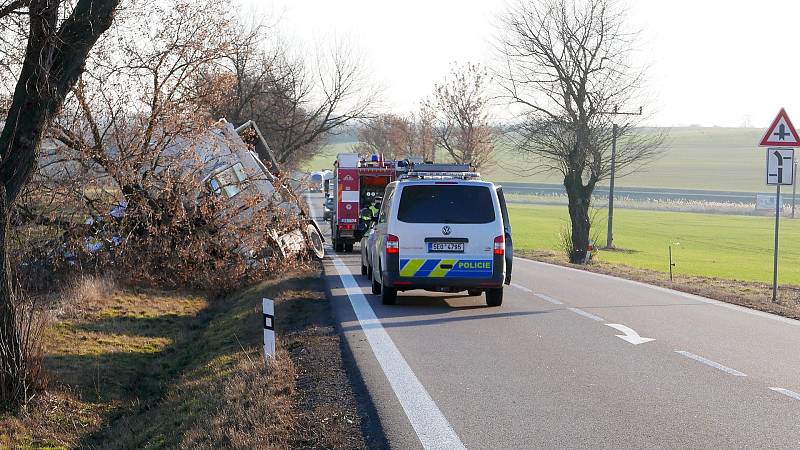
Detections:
[792, 159, 797, 219]
[602, 106, 643, 249]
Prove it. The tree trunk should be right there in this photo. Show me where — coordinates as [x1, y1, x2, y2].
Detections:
[564, 171, 592, 264]
[0, 186, 21, 405]
[0, 0, 121, 409]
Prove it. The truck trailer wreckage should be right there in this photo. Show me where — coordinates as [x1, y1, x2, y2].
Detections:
[75, 119, 325, 263]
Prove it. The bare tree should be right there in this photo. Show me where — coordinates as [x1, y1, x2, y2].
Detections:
[48, 0, 233, 214]
[413, 107, 437, 163]
[354, 114, 412, 159]
[355, 111, 438, 162]
[426, 62, 496, 169]
[0, 0, 120, 409]
[496, 0, 661, 263]
[213, 33, 379, 167]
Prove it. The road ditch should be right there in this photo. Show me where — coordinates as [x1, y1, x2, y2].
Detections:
[1, 265, 371, 449]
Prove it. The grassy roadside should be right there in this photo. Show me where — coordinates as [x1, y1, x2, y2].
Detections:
[1, 266, 367, 449]
[518, 249, 800, 320]
[509, 203, 800, 284]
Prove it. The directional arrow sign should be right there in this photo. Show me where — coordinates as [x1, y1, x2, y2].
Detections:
[759, 108, 800, 147]
[605, 324, 655, 345]
[766, 148, 794, 185]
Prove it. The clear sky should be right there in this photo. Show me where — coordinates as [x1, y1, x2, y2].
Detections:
[239, 0, 800, 128]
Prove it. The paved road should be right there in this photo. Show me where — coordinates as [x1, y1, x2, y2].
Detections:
[306, 193, 800, 449]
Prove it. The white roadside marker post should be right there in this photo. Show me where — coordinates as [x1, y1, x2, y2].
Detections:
[263, 298, 275, 361]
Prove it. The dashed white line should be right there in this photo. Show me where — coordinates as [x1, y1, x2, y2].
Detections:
[674, 350, 747, 377]
[511, 284, 564, 305]
[769, 387, 800, 401]
[535, 293, 563, 305]
[516, 258, 800, 328]
[568, 307, 605, 322]
[330, 255, 466, 450]
[511, 283, 533, 293]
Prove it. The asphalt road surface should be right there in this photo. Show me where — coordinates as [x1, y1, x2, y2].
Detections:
[306, 193, 800, 449]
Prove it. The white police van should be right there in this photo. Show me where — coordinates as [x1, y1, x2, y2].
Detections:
[364, 164, 513, 306]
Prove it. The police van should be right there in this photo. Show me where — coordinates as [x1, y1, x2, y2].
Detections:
[363, 164, 513, 306]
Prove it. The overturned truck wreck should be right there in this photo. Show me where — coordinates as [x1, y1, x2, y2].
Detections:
[66, 119, 325, 267]
[193, 120, 325, 261]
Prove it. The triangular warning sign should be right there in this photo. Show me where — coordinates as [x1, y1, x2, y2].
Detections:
[760, 108, 800, 147]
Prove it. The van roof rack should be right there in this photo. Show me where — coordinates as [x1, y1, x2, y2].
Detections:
[400, 172, 482, 180]
[397, 162, 482, 180]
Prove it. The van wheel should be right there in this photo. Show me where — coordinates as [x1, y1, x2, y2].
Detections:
[344, 242, 354, 253]
[371, 270, 381, 295]
[334, 241, 343, 252]
[467, 289, 481, 296]
[382, 287, 397, 305]
[486, 288, 503, 307]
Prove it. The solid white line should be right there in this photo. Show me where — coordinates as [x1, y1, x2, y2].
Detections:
[534, 293, 563, 305]
[674, 350, 747, 377]
[511, 283, 533, 293]
[567, 307, 605, 322]
[330, 256, 466, 450]
[769, 387, 800, 401]
[515, 258, 800, 328]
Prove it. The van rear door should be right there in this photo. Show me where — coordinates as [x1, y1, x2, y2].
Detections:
[394, 183, 499, 279]
[496, 186, 513, 284]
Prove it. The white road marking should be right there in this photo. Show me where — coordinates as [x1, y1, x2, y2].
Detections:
[515, 258, 800, 328]
[513, 284, 565, 306]
[534, 293, 563, 305]
[674, 350, 747, 377]
[330, 255, 466, 450]
[568, 307, 605, 322]
[511, 283, 533, 293]
[606, 324, 655, 345]
[769, 387, 800, 401]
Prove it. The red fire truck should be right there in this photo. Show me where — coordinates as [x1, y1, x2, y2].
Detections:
[330, 153, 399, 252]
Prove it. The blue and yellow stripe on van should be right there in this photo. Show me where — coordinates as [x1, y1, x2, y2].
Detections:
[399, 259, 493, 278]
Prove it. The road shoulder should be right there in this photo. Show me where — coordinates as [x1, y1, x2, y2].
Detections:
[1, 266, 374, 449]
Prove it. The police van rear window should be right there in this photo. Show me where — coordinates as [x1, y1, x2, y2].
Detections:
[397, 185, 495, 224]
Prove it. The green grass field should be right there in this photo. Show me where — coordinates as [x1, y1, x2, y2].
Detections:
[305, 127, 769, 192]
[509, 203, 800, 285]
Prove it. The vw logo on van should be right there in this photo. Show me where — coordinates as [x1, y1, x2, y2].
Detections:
[442, 226, 451, 236]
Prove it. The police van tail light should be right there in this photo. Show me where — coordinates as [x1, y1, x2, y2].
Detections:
[494, 236, 505, 255]
[386, 234, 400, 254]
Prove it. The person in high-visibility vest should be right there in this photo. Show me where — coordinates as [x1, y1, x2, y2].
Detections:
[368, 196, 381, 219]
[360, 197, 381, 223]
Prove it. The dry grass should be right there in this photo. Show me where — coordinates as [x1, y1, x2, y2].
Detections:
[57, 275, 118, 319]
[0, 267, 367, 449]
[519, 249, 800, 320]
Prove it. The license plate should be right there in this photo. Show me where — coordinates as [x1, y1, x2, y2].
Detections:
[427, 242, 464, 253]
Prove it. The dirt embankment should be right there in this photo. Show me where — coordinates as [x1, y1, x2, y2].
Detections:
[1, 265, 368, 449]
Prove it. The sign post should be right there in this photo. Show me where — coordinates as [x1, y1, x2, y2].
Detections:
[773, 185, 781, 303]
[759, 108, 799, 303]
